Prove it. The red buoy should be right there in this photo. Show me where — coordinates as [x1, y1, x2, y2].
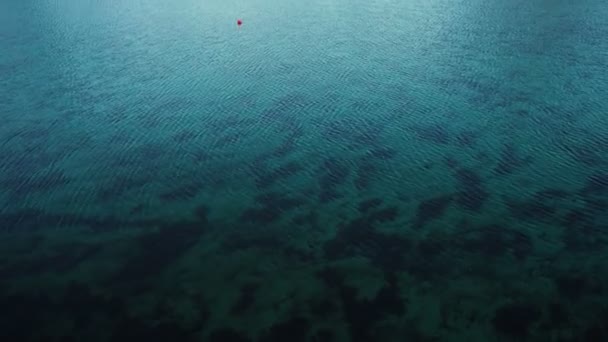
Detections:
[237, 19, 243, 26]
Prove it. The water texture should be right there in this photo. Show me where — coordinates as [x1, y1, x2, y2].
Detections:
[1, 0, 608, 340]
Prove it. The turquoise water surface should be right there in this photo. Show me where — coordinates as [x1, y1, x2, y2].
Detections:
[2, 0, 608, 340]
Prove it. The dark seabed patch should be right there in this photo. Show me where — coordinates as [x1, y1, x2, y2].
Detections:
[111, 221, 207, 287]
[458, 224, 533, 260]
[316, 269, 406, 342]
[97, 175, 152, 201]
[455, 130, 479, 147]
[539, 302, 570, 332]
[358, 198, 383, 213]
[292, 210, 319, 228]
[240, 206, 282, 224]
[111, 315, 200, 341]
[2, 169, 70, 199]
[251, 128, 302, 165]
[0, 273, 212, 341]
[159, 182, 204, 202]
[443, 156, 460, 169]
[259, 316, 311, 342]
[453, 168, 490, 212]
[505, 196, 557, 221]
[454, 168, 483, 188]
[0, 243, 101, 278]
[411, 123, 450, 145]
[562, 209, 592, 229]
[318, 158, 350, 202]
[562, 223, 607, 252]
[415, 233, 449, 260]
[553, 273, 603, 300]
[582, 173, 608, 195]
[581, 314, 608, 341]
[221, 231, 282, 252]
[367, 206, 399, 223]
[492, 303, 541, 339]
[0, 284, 129, 342]
[413, 195, 453, 228]
[0, 293, 54, 341]
[271, 131, 300, 158]
[240, 192, 305, 224]
[493, 143, 533, 176]
[254, 161, 303, 189]
[311, 329, 334, 342]
[230, 282, 259, 315]
[209, 328, 252, 342]
[324, 208, 409, 271]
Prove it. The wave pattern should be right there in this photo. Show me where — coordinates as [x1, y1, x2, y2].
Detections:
[1, 0, 608, 341]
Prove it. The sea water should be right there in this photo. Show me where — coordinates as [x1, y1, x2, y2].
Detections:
[1, 0, 608, 340]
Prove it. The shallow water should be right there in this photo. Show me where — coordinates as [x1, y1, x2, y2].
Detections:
[2, 0, 608, 340]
